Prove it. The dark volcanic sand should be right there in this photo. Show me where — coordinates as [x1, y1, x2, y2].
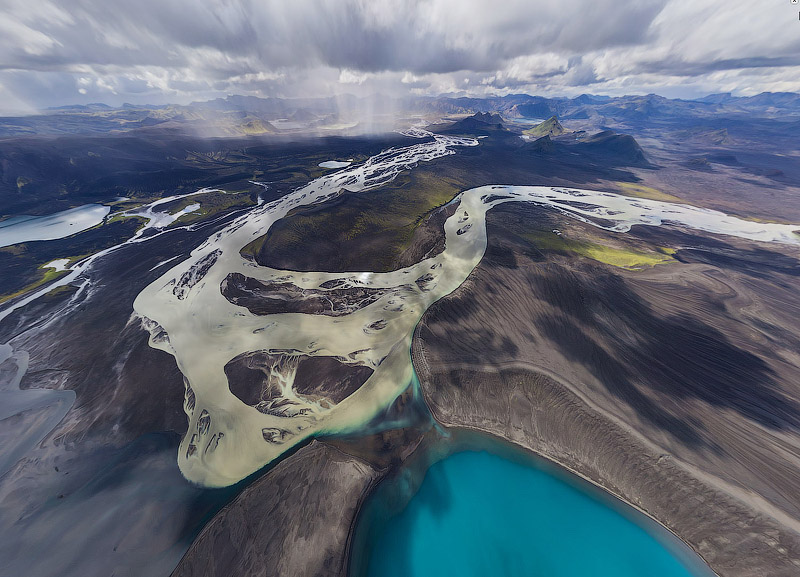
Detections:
[412, 203, 800, 577]
[171, 441, 380, 577]
[0, 209, 250, 577]
[225, 350, 373, 406]
[4, 120, 800, 577]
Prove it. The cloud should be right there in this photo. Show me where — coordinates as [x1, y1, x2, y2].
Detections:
[0, 0, 798, 110]
[338, 69, 370, 85]
[400, 72, 430, 89]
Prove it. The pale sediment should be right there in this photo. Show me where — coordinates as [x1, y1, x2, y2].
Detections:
[133, 127, 800, 489]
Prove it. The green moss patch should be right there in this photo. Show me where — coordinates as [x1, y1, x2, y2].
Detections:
[523, 230, 674, 269]
[243, 168, 466, 272]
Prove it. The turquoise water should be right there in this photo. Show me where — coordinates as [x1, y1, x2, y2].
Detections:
[355, 449, 714, 577]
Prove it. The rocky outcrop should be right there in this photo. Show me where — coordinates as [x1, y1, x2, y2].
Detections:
[221, 273, 395, 317]
[523, 115, 567, 138]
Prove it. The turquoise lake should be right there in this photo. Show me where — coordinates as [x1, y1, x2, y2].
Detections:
[351, 447, 715, 577]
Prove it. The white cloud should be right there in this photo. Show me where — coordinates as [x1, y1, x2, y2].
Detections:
[0, 0, 797, 110]
[338, 69, 370, 85]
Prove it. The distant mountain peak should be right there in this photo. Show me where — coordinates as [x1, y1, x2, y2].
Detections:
[576, 130, 650, 167]
[435, 111, 512, 137]
[527, 134, 556, 153]
[471, 112, 504, 124]
[523, 115, 568, 138]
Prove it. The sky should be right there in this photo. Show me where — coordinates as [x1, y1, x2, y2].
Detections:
[1, 0, 799, 113]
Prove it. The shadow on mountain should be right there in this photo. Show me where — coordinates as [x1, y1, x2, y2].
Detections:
[523, 259, 798, 439]
[631, 226, 800, 280]
[420, 205, 800, 449]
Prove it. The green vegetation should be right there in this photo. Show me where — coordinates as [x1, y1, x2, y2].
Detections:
[0, 218, 143, 301]
[615, 183, 793, 225]
[614, 181, 682, 203]
[44, 284, 79, 299]
[169, 191, 256, 226]
[0, 189, 257, 303]
[0, 262, 69, 304]
[737, 214, 797, 226]
[243, 167, 467, 272]
[241, 233, 268, 258]
[238, 117, 274, 135]
[523, 230, 674, 269]
[523, 116, 568, 139]
[345, 172, 459, 241]
[106, 213, 148, 228]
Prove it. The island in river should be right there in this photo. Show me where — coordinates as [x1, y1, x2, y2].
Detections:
[2, 100, 800, 577]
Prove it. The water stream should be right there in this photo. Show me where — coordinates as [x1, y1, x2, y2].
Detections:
[132, 131, 800, 488]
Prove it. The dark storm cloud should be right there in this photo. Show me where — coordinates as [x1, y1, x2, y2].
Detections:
[0, 0, 662, 73]
[0, 0, 798, 109]
[636, 56, 800, 78]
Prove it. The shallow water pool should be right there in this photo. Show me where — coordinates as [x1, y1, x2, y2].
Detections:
[0, 204, 110, 247]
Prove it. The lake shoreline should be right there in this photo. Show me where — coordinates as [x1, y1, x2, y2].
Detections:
[0, 204, 111, 248]
[411, 336, 800, 576]
[346, 419, 719, 577]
